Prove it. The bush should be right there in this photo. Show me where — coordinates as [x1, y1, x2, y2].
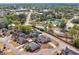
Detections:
[25, 45, 31, 52]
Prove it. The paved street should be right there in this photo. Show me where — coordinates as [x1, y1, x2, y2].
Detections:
[36, 29, 79, 54]
[0, 9, 33, 55]
[43, 32, 79, 53]
[0, 9, 79, 55]
[24, 10, 79, 54]
[24, 10, 32, 25]
[0, 35, 26, 55]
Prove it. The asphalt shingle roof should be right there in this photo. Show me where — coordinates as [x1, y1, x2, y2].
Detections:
[27, 42, 40, 51]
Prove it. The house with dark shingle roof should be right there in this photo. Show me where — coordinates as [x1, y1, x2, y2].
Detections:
[25, 42, 41, 52]
[29, 29, 42, 38]
[17, 36, 26, 44]
[61, 47, 79, 55]
[37, 34, 51, 44]
[12, 30, 27, 44]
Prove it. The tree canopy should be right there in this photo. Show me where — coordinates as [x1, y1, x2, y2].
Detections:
[6, 13, 26, 24]
[16, 25, 33, 34]
[74, 38, 79, 48]
[0, 18, 9, 28]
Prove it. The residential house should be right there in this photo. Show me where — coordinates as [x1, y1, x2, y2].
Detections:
[29, 29, 42, 38]
[17, 36, 26, 44]
[12, 30, 27, 44]
[25, 42, 41, 52]
[37, 34, 51, 43]
[61, 47, 79, 55]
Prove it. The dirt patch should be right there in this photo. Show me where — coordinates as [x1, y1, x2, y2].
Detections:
[9, 40, 20, 47]
[41, 43, 53, 49]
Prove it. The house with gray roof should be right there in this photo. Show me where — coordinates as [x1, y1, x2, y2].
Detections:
[37, 34, 51, 43]
[17, 36, 26, 44]
[61, 47, 79, 55]
[12, 30, 27, 44]
[25, 42, 41, 52]
[29, 29, 42, 38]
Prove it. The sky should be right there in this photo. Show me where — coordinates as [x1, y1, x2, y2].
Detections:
[0, 0, 79, 3]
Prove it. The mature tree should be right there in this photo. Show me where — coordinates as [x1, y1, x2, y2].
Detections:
[68, 28, 77, 39]
[25, 45, 31, 52]
[73, 25, 79, 30]
[46, 14, 53, 19]
[6, 13, 26, 24]
[56, 14, 62, 19]
[74, 38, 79, 48]
[73, 25, 79, 38]
[63, 13, 72, 19]
[6, 13, 18, 24]
[13, 20, 21, 25]
[68, 25, 79, 46]
[19, 25, 32, 34]
[59, 20, 66, 28]
[47, 21, 53, 31]
[6, 13, 17, 21]
[0, 18, 9, 28]
[17, 14, 26, 24]
[31, 21, 36, 27]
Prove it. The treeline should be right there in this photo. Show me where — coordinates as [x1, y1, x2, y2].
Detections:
[0, 3, 79, 9]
